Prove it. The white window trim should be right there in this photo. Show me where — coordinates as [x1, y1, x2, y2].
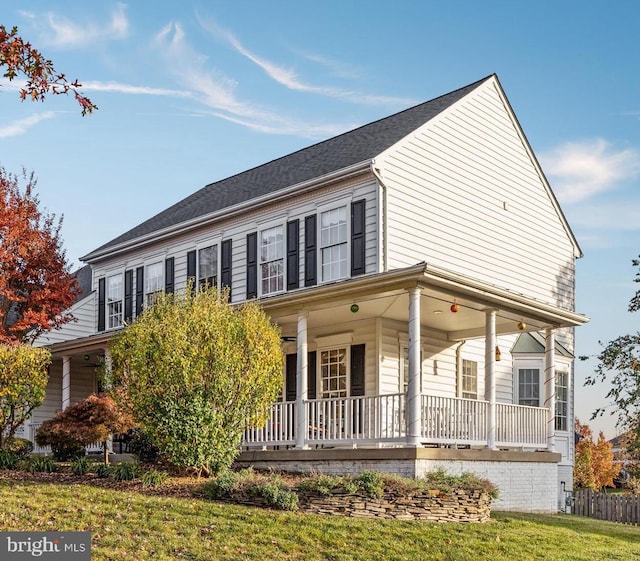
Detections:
[460, 359, 479, 400]
[513, 359, 542, 407]
[257, 221, 286, 297]
[144, 260, 164, 307]
[317, 345, 351, 399]
[316, 197, 352, 285]
[195, 237, 221, 290]
[554, 359, 572, 433]
[105, 271, 124, 331]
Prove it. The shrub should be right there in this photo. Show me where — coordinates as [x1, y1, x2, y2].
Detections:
[4, 437, 33, 460]
[253, 480, 299, 511]
[110, 462, 138, 482]
[94, 463, 112, 479]
[141, 469, 169, 488]
[0, 450, 18, 470]
[127, 430, 160, 464]
[199, 469, 257, 500]
[28, 457, 58, 473]
[70, 456, 91, 476]
[344, 470, 385, 498]
[296, 474, 342, 497]
[51, 441, 86, 462]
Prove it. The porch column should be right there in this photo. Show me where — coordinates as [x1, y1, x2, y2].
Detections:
[407, 287, 422, 447]
[295, 311, 309, 449]
[103, 347, 113, 453]
[484, 310, 497, 450]
[61, 356, 71, 410]
[544, 328, 556, 452]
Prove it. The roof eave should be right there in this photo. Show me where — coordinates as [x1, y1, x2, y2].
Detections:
[81, 160, 373, 264]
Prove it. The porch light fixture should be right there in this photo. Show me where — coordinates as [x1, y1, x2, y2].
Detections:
[495, 346, 501, 361]
[450, 300, 459, 313]
[517, 319, 526, 331]
[350, 303, 359, 313]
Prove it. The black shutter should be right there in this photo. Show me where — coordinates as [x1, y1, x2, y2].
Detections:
[97, 278, 106, 332]
[351, 199, 366, 277]
[246, 232, 257, 299]
[285, 354, 297, 402]
[165, 257, 175, 295]
[307, 351, 317, 400]
[350, 344, 365, 396]
[287, 219, 300, 291]
[304, 215, 317, 287]
[221, 239, 232, 292]
[135, 266, 144, 317]
[285, 352, 317, 400]
[124, 270, 133, 324]
[187, 250, 196, 294]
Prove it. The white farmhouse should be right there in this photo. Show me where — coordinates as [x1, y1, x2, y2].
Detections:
[31, 74, 587, 513]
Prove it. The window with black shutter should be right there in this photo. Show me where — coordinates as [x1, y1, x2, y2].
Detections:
[135, 266, 144, 318]
[186, 250, 196, 294]
[221, 239, 232, 293]
[124, 269, 133, 324]
[351, 199, 366, 276]
[246, 232, 257, 299]
[287, 219, 299, 290]
[304, 215, 317, 287]
[97, 278, 106, 332]
[165, 257, 175, 295]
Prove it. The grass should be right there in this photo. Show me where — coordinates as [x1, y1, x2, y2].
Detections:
[0, 478, 639, 560]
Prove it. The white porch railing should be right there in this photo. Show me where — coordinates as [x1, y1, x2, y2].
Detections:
[421, 395, 488, 446]
[495, 402, 547, 448]
[25, 423, 103, 455]
[242, 393, 549, 450]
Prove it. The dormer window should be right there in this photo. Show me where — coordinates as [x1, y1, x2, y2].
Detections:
[260, 225, 284, 295]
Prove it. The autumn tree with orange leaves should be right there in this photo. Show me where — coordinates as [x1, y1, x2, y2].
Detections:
[574, 419, 621, 491]
[0, 168, 79, 343]
[1, 24, 96, 114]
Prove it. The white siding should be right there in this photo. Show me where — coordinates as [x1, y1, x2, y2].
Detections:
[379, 78, 576, 309]
[31, 365, 62, 425]
[90, 177, 379, 317]
[34, 293, 96, 346]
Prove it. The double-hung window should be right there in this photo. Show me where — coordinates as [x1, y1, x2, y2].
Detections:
[260, 225, 284, 295]
[320, 206, 347, 282]
[198, 244, 217, 289]
[320, 347, 348, 399]
[145, 262, 163, 306]
[518, 368, 540, 407]
[107, 274, 123, 329]
[461, 360, 478, 399]
[555, 370, 569, 431]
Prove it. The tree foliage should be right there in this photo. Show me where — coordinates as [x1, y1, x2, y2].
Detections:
[0, 343, 50, 449]
[35, 393, 134, 464]
[108, 287, 284, 476]
[0, 168, 80, 344]
[585, 256, 640, 444]
[574, 419, 620, 490]
[0, 24, 96, 114]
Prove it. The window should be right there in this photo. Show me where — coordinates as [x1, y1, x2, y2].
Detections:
[462, 360, 478, 399]
[555, 370, 569, 431]
[260, 225, 284, 295]
[518, 368, 540, 407]
[320, 206, 347, 282]
[198, 244, 217, 289]
[145, 262, 163, 306]
[320, 348, 348, 398]
[106, 274, 123, 329]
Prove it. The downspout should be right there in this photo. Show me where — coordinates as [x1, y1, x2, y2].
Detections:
[455, 340, 467, 397]
[370, 161, 388, 273]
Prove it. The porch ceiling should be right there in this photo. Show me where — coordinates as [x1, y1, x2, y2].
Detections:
[263, 263, 588, 341]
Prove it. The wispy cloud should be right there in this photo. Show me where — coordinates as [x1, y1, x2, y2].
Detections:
[541, 139, 640, 204]
[24, 3, 129, 48]
[81, 81, 192, 98]
[0, 112, 56, 138]
[295, 50, 362, 80]
[196, 15, 415, 107]
[566, 200, 640, 231]
[153, 22, 358, 137]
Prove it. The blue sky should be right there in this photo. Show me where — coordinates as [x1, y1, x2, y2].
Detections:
[1, 1, 638, 438]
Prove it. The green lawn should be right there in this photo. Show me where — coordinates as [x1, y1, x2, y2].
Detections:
[1, 478, 639, 560]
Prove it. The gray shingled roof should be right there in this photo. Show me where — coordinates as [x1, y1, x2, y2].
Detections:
[511, 332, 573, 358]
[85, 75, 492, 258]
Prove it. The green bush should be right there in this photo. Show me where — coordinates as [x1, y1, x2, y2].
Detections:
[253, 480, 299, 511]
[5, 437, 34, 460]
[94, 463, 112, 479]
[296, 474, 342, 497]
[70, 456, 91, 476]
[0, 450, 18, 470]
[141, 469, 169, 488]
[110, 462, 138, 482]
[51, 441, 86, 462]
[344, 470, 385, 498]
[28, 457, 58, 473]
[127, 430, 160, 464]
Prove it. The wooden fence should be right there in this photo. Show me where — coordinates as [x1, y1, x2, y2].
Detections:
[574, 489, 640, 525]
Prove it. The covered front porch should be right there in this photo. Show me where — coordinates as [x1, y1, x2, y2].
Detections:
[243, 263, 586, 454]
